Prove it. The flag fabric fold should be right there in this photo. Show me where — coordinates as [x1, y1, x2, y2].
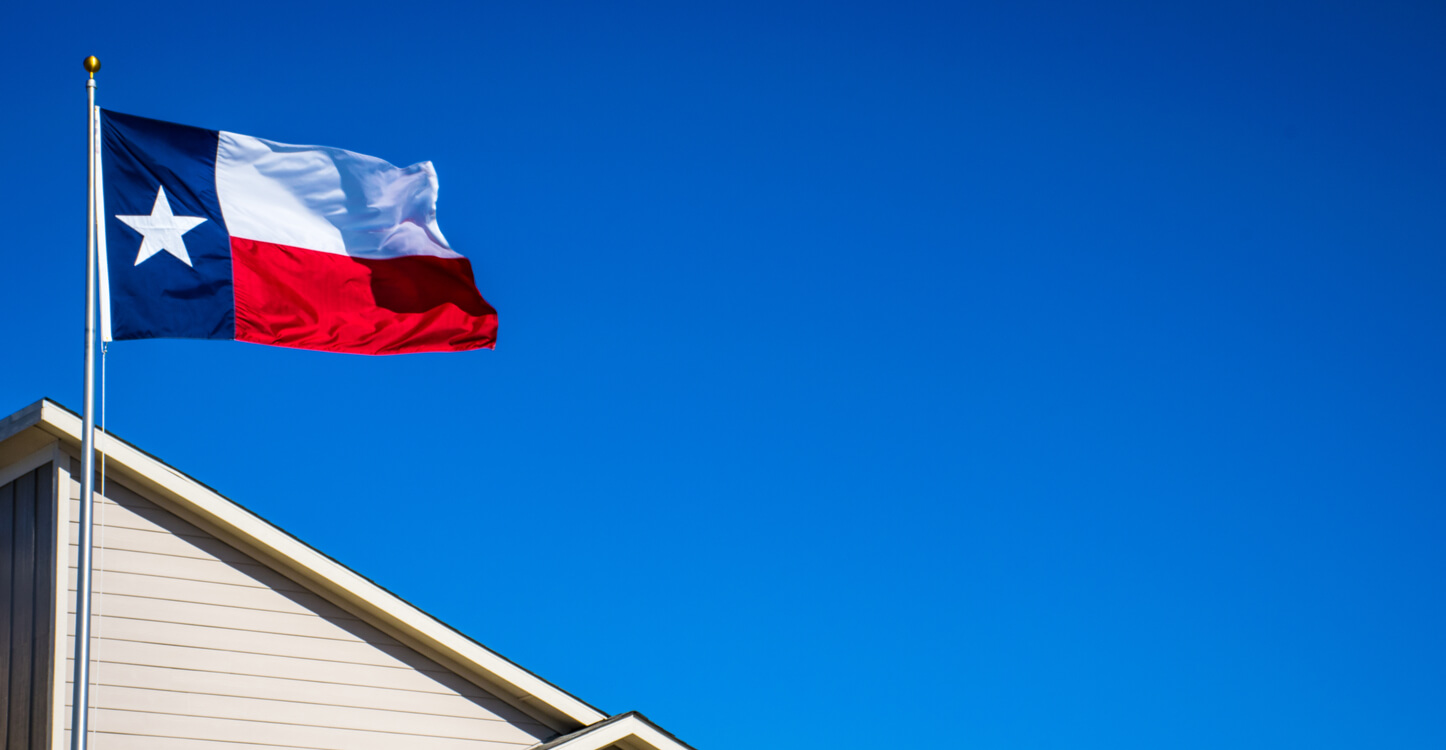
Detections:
[99, 110, 497, 354]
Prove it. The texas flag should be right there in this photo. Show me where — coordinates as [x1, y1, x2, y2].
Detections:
[99, 110, 497, 355]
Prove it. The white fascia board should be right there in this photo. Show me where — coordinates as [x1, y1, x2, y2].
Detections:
[0, 399, 45, 445]
[541, 714, 695, 750]
[35, 400, 606, 730]
[50, 452, 73, 750]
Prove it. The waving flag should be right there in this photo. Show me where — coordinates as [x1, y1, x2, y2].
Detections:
[99, 110, 496, 354]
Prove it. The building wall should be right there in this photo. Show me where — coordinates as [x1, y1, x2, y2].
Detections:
[64, 470, 556, 750]
[1, 462, 56, 750]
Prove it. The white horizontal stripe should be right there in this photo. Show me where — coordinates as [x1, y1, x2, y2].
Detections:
[215, 132, 460, 259]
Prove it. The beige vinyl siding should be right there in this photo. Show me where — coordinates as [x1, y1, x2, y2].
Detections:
[65, 476, 555, 750]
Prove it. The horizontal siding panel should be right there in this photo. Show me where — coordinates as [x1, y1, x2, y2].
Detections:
[78, 708, 538, 750]
[80, 686, 547, 743]
[66, 593, 383, 643]
[67, 570, 357, 619]
[69, 732, 306, 750]
[69, 546, 312, 598]
[69, 547, 307, 593]
[70, 524, 255, 564]
[66, 663, 531, 722]
[68, 495, 199, 536]
[69, 618, 442, 671]
[67, 640, 493, 695]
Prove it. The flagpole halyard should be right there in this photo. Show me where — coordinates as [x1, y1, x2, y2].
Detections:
[72, 55, 100, 750]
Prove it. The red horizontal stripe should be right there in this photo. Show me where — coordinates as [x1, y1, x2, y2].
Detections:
[232, 238, 497, 355]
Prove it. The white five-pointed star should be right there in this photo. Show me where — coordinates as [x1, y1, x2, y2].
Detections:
[116, 187, 208, 267]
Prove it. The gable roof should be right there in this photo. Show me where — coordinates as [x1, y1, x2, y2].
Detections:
[0, 398, 611, 735]
[534, 712, 698, 750]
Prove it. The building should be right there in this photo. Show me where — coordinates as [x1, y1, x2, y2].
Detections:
[0, 398, 693, 750]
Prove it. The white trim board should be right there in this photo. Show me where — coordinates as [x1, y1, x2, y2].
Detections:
[50, 452, 72, 750]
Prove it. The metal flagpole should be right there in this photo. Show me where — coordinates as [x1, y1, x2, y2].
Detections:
[72, 54, 101, 750]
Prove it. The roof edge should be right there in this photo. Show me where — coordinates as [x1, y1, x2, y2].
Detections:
[0, 398, 46, 445]
[28, 398, 608, 731]
[533, 712, 698, 750]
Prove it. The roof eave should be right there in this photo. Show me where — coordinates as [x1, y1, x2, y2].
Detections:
[28, 398, 608, 732]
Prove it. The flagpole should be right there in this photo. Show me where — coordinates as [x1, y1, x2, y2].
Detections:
[72, 54, 101, 750]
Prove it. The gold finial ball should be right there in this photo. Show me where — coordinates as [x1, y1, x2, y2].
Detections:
[83, 56, 101, 75]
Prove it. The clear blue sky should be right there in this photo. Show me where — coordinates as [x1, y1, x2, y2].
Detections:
[3, 1, 1444, 747]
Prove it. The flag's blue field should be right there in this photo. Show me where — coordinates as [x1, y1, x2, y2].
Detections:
[3, 1, 1445, 747]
